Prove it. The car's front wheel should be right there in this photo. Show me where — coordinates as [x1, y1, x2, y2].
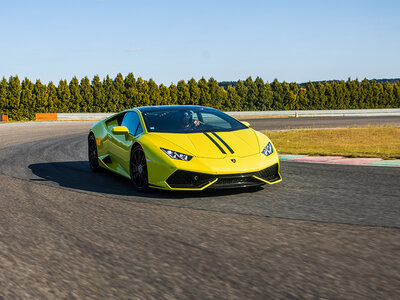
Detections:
[88, 133, 101, 172]
[130, 144, 149, 192]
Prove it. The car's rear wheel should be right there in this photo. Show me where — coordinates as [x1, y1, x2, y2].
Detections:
[130, 144, 149, 192]
[88, 133, 101, 172]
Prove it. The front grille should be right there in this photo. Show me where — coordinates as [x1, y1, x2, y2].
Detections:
[166, 170, 216, 188]
[213, 174, 262, 188]
[166, 163, 281, 189]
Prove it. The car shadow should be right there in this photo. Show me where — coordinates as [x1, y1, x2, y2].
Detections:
[28, 161, 263, 199]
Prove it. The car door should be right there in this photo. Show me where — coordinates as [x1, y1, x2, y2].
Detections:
[108, 111, 143, 176]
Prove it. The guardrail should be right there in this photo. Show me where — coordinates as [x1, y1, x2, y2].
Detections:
[54, 108, 400, 120]
[228, 108, 400, 118]
[57, 113, 114, 121]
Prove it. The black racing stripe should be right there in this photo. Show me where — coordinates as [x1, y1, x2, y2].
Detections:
[211, 132, 234, 154]
[203, 132, 226, 154]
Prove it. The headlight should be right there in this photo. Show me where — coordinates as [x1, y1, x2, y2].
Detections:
[262, 142, 274, 156]
[161, 148, 193, 161]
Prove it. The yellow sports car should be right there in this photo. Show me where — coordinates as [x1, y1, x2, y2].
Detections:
[88, 105, 281, 191]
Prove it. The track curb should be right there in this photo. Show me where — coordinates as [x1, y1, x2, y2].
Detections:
[279, 154, 400, 167]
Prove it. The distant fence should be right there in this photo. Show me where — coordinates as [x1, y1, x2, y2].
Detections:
[50, 108, 400, 121]
[228, 108, 400, 118]
[57, 113, 114, 121]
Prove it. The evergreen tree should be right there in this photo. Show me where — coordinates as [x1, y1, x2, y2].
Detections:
[8, 76, 22, 120]
[124, 73, 137, 108]
[21, 78, 34, 119]
[47, 81, 58, 113]
[33, 79, 49, 113]
[287, 82, 299, 110]
[374, 82, 385, 108]
[198, 77, 211, 107]
[177, 80, 190, 105]
[254, 77, 271, 110]
[306, 81, 318, 109]
[298, 88, 309, 109]
[244, 77, 258, 110]
[57, 79, 71, 112]
[227, 86, 241, 111]
[347, 78, 360, 109]
[280, 81, 291, 109]
[360, 78, 371, 109]
[316, 82, 327, 109]
[271, 79, 284, 110]
[383, 82, 394, 108]
[169, 83, 178, 105]
[148, 79, 161, 106]
[135, 77, 150, 107]
[339, 80, 349, 109]
[322, 82, 338, 109]
[103, 75, 117, 112]
[235, 80, 248, 110]
[80, 76, 93, 112]
[69, 76, 82, 112]
[188, 78, 200, 105]
[341, 80, 350, 109]
[114, 73, 126, 110]
[159, 84, 171, 105]
[208, 77, 222, 109]
[393, 81, 400, 107]
[0, 77, 8, 114]
[218, 85, 229, 110]
[92, 75, 106, 112]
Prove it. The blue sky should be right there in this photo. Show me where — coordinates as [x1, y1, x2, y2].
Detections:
[0, 0, 399, 84]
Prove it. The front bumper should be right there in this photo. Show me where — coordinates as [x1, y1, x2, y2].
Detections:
[164, 163, 281, 190]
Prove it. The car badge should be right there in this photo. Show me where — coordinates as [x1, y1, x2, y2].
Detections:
[231, 159, 236, 163]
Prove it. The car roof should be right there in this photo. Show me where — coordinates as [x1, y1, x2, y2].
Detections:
[136, 105, 214, 113]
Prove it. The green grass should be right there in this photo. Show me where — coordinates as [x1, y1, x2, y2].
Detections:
[263, 125, 400, 159]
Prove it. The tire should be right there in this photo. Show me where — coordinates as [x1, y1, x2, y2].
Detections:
[88, 133, 101, 172]
[130, 144, 149, 192]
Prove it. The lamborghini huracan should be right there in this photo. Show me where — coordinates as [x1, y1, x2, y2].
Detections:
[88, 105, 281, 191]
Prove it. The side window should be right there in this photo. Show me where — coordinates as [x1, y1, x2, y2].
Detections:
[192, 111, 199, 121]
[121, 112, 140, 135]
[199, 112, 233, 130]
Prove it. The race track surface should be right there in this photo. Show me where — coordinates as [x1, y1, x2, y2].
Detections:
[0, 119, 399, 299]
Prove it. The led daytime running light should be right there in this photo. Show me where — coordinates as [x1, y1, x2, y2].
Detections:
[161, 148, 193, 161]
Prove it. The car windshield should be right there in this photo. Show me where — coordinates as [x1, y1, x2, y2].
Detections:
[141, 107, 247, 133]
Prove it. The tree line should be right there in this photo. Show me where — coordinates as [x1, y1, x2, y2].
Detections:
[0, 73, 399, 120]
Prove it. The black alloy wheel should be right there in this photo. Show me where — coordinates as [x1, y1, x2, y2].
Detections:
[130, 144, 149, 192]
[88, 133, 101, 172]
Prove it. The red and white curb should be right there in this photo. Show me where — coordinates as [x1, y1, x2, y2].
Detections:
[279, 155, 400, 167]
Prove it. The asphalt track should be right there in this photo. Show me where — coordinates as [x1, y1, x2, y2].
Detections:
[0, 117, 399, 299]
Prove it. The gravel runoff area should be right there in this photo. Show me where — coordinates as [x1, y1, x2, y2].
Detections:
[0, 119, 399, 299]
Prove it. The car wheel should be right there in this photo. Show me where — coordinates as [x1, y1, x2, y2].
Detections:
[130, 144, 149, 192]
[88, 133, 101, 172]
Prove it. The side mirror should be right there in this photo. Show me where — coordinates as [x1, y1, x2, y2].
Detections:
[112, 126, 129, 135]
[241, 121, 250, 127]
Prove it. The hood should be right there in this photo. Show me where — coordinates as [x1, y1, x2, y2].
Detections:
[150, 128, 260, 158]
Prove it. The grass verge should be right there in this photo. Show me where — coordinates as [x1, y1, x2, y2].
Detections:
[263, 125, 400, 160]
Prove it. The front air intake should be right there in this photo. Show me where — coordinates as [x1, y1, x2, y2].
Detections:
[166, 170, 216, 188]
